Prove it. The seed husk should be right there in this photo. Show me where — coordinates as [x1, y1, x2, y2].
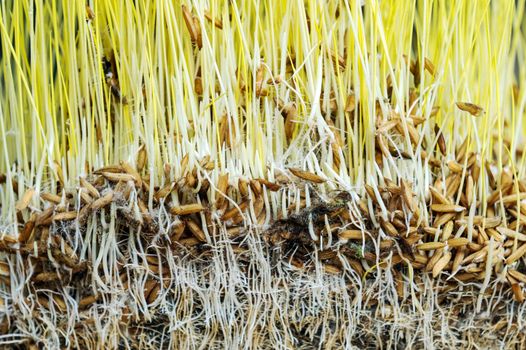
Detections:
[154, 183, 175, 200]
[171, 203, 205, 216]
[339, 229, 364, 240]
[79, 294, 99, 309]
[186, 219, 206, 242]
[496, 227, 526, 241]
[288, 168, 326, 183]
[204, 10, 223, 29]
[91, 191, 114, 210]
[446, 237, 470, 248]
[508, 269, 526, 284]
[80, 177, 100, 198]
[120, 161, 142, 185]
[16, 188, 35, 211]
[221, 201, 249, 221]
[41, 192, 62, 204]
[505, 243, 526, 265]
[431, 204, 465, 213]
[511, 283, 525, 302]
[256, 178, 281, 192]
[456, 102, 484, 117]
[215, 173, 229, 209]
[417, 242, 446, 251]
[52, 211, 78, 221]
[182, 5, 202, 49]
[432, 252, 452, 277]
[102, 172, 135, 183]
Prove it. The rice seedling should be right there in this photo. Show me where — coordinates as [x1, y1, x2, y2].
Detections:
[1, 0, 526, 348]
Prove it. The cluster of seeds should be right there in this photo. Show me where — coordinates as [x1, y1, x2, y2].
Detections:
[2, 123, 526, 345]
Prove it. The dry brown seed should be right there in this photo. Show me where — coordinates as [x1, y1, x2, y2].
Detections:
[323, 264, 341, 274]
[446, 175, 461, 198]
[497, 227, 526, 241]
[376, 120, 399, 134]
[508, 269, 526, 284]
[511, 283, 525, 302]
[465, 175, 474, 205]
[414, 253, 428, 265]
[91, 191, 114, 210]
[423, 227, 439, 236]
[94, 165, 123, 174]
[435, 125, 447, 155]
[447, 237, 470, 248]
[248, 179, 262, 197]
[380, 219, 398, 236]
[339, 230, 364, 240]
[221, 201, 249, 221]
[0, 262, 9, 276]
[406, 233, 423, 245]
[80, 177, 100, 198]
[54, 160, 64, 186]
[79, 294, 99, 309]
[52, 211, 77, 221]
[171, 203, 204, 216]
[432, 252, 452, 278]
[16, 188, 35, 211]
[53, 295, 67, 311]
[19, 218, 35, 243]
[424, 57, 435, 76]
[486, 228, 503, 242]
[136, 145, 147, 172]
[406, 123, 420, 145]
[487, 185, 512, 205]
[255, 64, 265, 97]
[147, 283, 161, 303]
[204, 10, 223, 29]
[86, 5, 95, 20]
[185, 171, 196, 188]
[417, 242, 446, 251]
[505, 243, 526, 265]
[154, 183, 175, 201]
[102, 172, 135, 183]
[467, 242, 483, 251]
[169, 220, 186, 242]
[120, 161, 142, 185]
[238, 178, 249, 197]
[441, 221, 454, 241]
[464, 246, 489, 264]
[455, 139, 469, 163]
[40, 192, 62, 204]
[186, 219, 206, 242]
[288, 168, 325, 183]
[456, 102, 484, 117]
[215, 173, 229, 209]
[429, 186, 450, 205]
[376, 134, 390, 159]
[431, 204, 465, 213]
[451, 247, 465, 272]
[447, 160, 464, 173]
[256, 178, 281, 192]
[79, 190, 93, 205]
[499, 192, 526, 205]
[33, 272, 60, 283]
[400, 180, 414, 211]
[182, 5, 202, 49]
[434, 213, 457, 228]
[278, 101, 297, 141]
[426, 249, 444, 272]
[226, 226, 242, 238]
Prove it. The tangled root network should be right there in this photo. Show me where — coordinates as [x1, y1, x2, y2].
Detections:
[1, 0, 526, 349]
